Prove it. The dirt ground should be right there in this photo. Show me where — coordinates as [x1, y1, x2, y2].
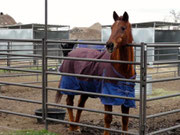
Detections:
[0, 69, 180, 135]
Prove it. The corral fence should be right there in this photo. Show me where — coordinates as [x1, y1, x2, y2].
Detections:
[0, 38, 180, 135]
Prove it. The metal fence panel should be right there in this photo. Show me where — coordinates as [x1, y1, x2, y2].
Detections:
[132, 28, 155, 64]
[155, 30, 180, 61]
[34, 30, 69, 40]
[0, 29, 33, 57]
[0, 29, 33, 39]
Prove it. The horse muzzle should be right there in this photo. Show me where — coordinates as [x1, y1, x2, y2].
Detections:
[106, 42, 114, 53]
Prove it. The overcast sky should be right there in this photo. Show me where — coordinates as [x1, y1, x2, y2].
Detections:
[1, 0, 180, 28]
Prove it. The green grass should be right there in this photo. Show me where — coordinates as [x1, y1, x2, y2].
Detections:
[2, 130, 59, 135]
[147, 88, 180, 99]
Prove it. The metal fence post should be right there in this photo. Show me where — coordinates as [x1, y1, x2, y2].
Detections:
[42, 38, 48, 130]
[42, 0, 48, 130]
[139, 42, 147, 135]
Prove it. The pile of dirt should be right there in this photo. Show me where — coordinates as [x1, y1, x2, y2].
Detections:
[0, 12, 17, 26]
[70, 22, 101, 40]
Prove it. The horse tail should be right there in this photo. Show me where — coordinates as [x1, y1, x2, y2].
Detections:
[55, 91, 63, 103]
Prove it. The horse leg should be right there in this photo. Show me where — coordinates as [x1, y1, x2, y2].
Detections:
[74, 95, 88, 131]
[104, 105, 112, 135]
[66, 95, 75, 131]
[121, 105, 130, 134]
[55, 77, 63, 103]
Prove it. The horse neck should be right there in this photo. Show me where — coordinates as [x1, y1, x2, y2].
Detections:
[111, 46, 135, 78]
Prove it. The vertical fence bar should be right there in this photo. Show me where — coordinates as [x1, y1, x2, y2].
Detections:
[42, 0, 48, 130]
[139, 43, 147, 135]
[45, 0, 48, 40]
[42, 38, 48, 130]
[139, 43, 144, 135]
[7, 42, 10, 68]
[143, 44, 147, 134]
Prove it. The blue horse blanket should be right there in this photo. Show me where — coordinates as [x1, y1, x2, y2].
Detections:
[59, 48, 136, 108]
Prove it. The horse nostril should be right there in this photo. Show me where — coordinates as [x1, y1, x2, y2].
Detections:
[106, 42, 114, 49]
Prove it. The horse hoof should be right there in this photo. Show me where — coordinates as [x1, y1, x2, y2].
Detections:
[68, 128, 81, 135]
[73, 127, 81, 133]
[76, 128, 81, 133]
[68, 126, 81, 132]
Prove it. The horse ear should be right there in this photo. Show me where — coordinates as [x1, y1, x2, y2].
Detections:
[113, 11, 119, 21]
[122, 11, 129, 22]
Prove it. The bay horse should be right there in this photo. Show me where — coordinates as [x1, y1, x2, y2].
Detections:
[55, 11, 135, 135]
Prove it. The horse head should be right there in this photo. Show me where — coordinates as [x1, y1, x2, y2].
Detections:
[106, 11, 133, 53]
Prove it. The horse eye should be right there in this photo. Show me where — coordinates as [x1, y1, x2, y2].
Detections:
[121, 27, 126, 31]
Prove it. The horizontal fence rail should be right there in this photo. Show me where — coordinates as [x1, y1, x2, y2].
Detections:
[48, 87, 140, 101]
[147, 93, 180, 101]
[0, 109, 42, 119]
[0, 39, 42, 43]
[46, 117, 138, 135]
[48, 71, 140, 82]
[149, 125, 180, 135]
[0, 95, 42, 104]
[47, 55, 141, 65]
[147, 109, 180, 119]
[48, 102, 139, 118]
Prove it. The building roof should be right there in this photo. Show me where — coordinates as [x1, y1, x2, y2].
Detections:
[131, 21, 180, 28]
[0, 23, 70, 31]
[0, 12, 16, 26]
[102, 21, 180, 28]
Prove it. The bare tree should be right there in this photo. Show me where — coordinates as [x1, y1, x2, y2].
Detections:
[170, 9, 180, 23]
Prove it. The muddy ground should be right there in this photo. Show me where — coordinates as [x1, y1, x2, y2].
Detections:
[0, 69, 180, 135]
